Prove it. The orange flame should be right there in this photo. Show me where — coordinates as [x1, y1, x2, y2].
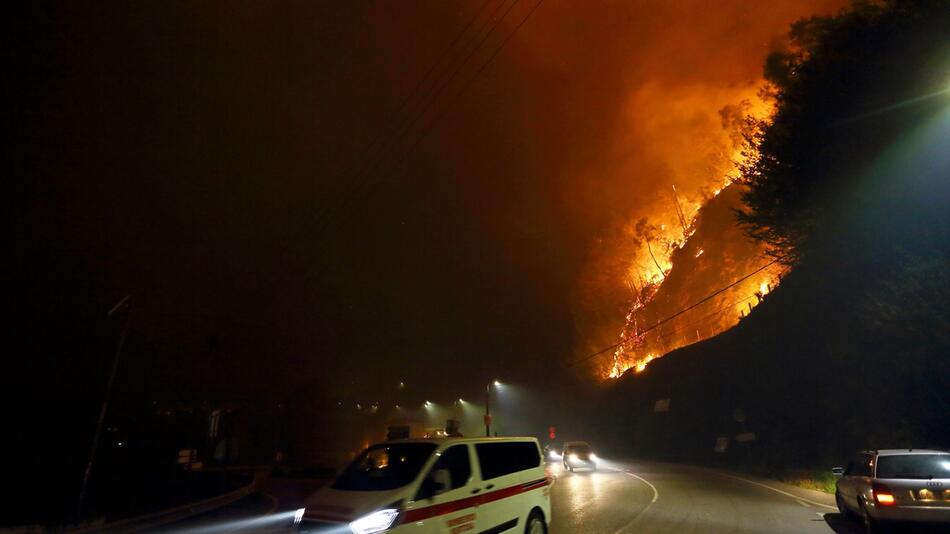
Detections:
[602, 96, 789, 380]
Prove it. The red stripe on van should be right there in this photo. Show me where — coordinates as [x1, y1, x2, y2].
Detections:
[520, 477, 550, 491]
[402, 477, 549, 523]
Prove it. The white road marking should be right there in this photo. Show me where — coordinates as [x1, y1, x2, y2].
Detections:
[625, 472, 659, 504]
[606, 469, 660, 534]
[726, 475, 837, 510]
[796, 500, 810, 507]
[261, 492, 280, 515]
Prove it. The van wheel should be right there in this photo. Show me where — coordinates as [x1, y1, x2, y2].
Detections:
[525, 510, 546, 534]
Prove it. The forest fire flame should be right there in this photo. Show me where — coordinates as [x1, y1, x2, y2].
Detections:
[604, 104, 788, 380]
[541, 0, 846, 382]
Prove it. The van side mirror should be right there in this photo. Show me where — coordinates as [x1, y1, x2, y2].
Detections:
[429, 469, 451, 495]
[418, 469, 452, 500]
[831, 467, 844, 476]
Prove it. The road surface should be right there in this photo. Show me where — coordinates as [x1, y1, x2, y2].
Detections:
[548, 459, 859, 534]
[168, 459, 871, 533]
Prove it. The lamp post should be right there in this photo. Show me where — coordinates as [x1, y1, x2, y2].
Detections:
[485, 380, 501, 437]
[77, 294, 131, 521]
[484, 383, 491, 437]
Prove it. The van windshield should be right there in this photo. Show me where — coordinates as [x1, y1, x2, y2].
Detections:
[332, 443, 437, 491]
[876, 454, 950, 479]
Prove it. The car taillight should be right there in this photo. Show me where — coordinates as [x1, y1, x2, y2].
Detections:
[872, 482, 896, 506]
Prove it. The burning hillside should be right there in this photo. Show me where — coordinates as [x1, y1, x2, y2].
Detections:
[605, 183, 788, 378]
[585, 97, 788, 380]
[512, 0, 843, 379]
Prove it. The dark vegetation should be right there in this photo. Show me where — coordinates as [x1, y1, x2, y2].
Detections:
[602, 0, 950, 476]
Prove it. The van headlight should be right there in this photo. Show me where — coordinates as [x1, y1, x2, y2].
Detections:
[350, 508, 399, 534]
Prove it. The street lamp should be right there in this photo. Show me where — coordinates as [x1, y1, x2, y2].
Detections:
[485, 380, 501, 437]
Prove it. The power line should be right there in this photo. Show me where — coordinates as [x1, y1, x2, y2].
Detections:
[376, 0, 497, 144]
[653, 293, 758, 342]
[336, 0, 522, 197]
[306, 0, 505, 235]
[567, 254, 787, 367]
[302, 0, 545, 282]
[384, 0, 517, 148]
[340, 0, 544, 213]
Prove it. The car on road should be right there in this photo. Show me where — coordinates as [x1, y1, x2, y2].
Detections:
[561, 441, 597, 472]
[833, 449, 950, 532]
[298, 436, 551, 534]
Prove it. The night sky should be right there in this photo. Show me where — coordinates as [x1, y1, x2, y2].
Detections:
[11, 1, 842, 408]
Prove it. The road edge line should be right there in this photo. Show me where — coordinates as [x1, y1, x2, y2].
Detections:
[262, 492, 280, 515]
[625, 472, 659, 504]
[725, 475, 836, 510]
[608, 470, 659, 534]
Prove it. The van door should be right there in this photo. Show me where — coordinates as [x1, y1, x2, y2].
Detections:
[402, 444, 478, 533]
[472, 441, 544, 533]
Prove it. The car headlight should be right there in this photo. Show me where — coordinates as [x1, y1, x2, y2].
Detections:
[590, 453, 599, 461]
[569, 454, 579, 463]
[350, 508, 399, 534]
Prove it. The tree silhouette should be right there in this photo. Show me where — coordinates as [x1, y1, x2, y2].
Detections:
[736, 0, 950, 264]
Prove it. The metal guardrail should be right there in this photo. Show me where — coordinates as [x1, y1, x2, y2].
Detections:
[62, 467, 269, 534]
[64, 483, 252, 534]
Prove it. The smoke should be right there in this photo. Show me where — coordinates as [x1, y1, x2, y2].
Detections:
[11, 0, 851, 401]
[507, 0, 845, 375]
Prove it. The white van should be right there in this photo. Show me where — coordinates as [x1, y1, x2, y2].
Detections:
[298, 437, 551, 534]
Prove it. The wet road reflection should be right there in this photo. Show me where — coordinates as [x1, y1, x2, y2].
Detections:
[547, 459, 845, 534]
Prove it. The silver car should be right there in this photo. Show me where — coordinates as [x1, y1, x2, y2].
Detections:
[833, 449, 950, 532]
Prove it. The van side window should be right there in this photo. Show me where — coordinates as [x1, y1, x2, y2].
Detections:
[439, 445, 472, 489]
[416, 445, 471, 499]
[475, 442, 541, 480]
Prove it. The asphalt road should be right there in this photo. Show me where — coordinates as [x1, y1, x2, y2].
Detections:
[168, 459, 878, 533]
[548, 459, 860, 534]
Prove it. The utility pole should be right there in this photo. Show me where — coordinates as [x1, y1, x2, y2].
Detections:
[484, 382, 491, 437]
[77, 295, 132, 521]
[484, 380, 501, 437]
